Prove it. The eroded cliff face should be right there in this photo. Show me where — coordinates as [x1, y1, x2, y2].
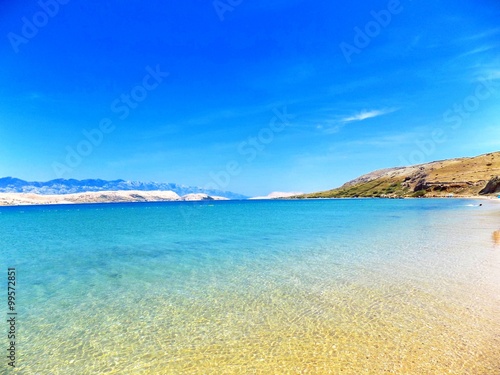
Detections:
[479, 176, 500, 195]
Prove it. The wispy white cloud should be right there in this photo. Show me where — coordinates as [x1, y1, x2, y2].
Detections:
[460, 27, 500, 42]
[312, 107, 400, 135]
[323, 125, 343, 134]
[426, 28, 500, 50]
[469, 60, 500, 83]
[482, 69, 500, 81]
[341, 108, 398, 123]
[459, 44, 499, 58]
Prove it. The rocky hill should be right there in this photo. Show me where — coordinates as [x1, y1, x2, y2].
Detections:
[300, 151, 500, 198]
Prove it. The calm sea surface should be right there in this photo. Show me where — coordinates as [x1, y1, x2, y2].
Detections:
[1, 199, 499, 374]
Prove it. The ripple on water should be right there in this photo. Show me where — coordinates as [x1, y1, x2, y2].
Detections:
[5, 200, 500, 374]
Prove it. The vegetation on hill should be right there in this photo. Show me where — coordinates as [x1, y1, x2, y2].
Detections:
[298, 152, 500, 198]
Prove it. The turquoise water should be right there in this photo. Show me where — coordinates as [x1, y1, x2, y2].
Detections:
[1, 199, 499, 374]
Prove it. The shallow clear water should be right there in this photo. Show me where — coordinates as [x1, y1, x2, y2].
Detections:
[1, 199, 499, 374]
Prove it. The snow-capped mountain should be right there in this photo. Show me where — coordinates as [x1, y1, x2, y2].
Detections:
[0, 177, 248, 200]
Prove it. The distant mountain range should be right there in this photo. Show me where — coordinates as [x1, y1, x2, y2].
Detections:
[0, 178, 248, 200]
[299, 151, 500, 198]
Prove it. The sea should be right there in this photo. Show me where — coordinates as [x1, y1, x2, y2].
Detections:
[1, 199, 499, 374]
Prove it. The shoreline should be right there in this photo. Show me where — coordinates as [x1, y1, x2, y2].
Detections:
[0, 192, 497, 207]
[0, 190, 229, 207]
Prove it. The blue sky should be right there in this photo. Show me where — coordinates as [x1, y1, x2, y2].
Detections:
[1, 0, 499, 196]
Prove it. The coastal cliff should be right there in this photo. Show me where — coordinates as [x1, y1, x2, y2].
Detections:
[300, 151, 500, 198]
